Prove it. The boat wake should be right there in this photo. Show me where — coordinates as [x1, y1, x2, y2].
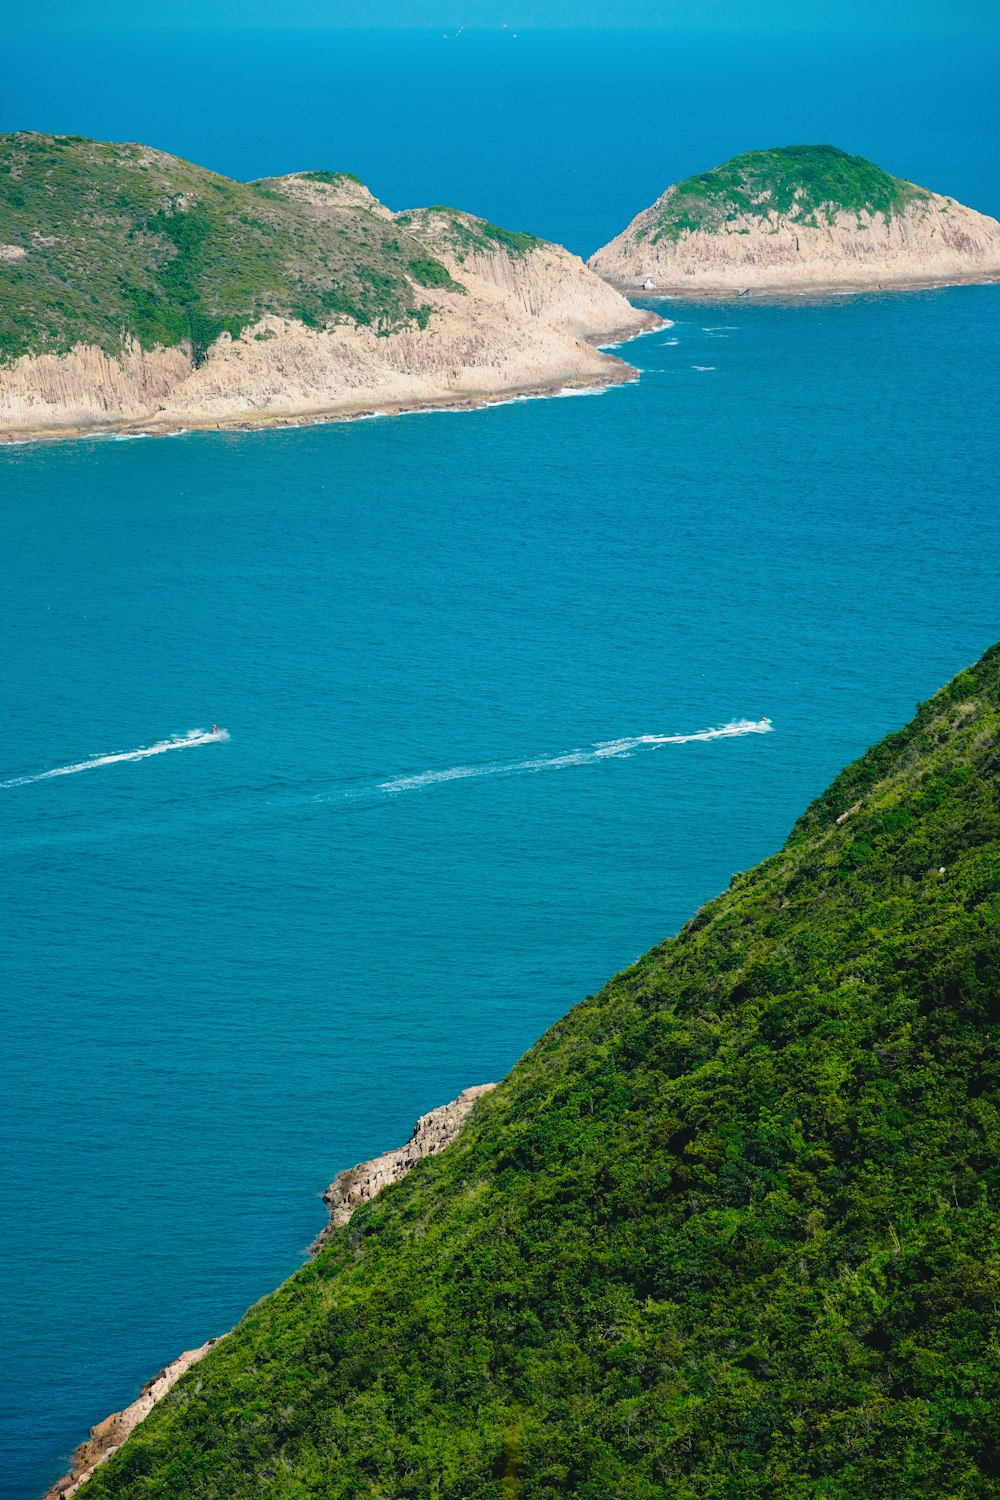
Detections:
[0, 729, 229, 789]
[302, 719, 772, 808]
[380, 719, 771, 794]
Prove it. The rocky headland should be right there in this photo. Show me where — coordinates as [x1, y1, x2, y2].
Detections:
[589, 144, 1000, 296]
[56, 645, 1000, 1498]
[0, 134, 656, 442]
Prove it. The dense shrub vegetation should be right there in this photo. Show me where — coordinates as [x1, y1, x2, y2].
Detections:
[640, 144, 928, 242]
[0, 134, 469, 362]
[83, 645, 1000, 1498]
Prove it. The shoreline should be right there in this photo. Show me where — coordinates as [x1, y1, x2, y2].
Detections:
[42, 1085, 496, 1500]
[599, 270, 1000, 303]
[0, 317, 665, 450]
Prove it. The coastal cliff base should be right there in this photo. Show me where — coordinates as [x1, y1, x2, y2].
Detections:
[590, 187, 1000, 297]
[42, 1084, 495, 1499]
[312, 1083, 498, 1251]
[44, 1343, 219, 1500]
[1, 232, 657, 443]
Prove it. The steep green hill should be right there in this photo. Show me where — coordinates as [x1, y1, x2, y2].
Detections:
[0, 133, 489, 364]
[638, 144, 928, 243]
[81, 647, 1000, 1499]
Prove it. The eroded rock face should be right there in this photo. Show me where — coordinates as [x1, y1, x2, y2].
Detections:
[0, 187, 657, 441]
[312, 1084, 497, 1250]
[0, 340, 192, 433]
[590, 190, 1000, 295]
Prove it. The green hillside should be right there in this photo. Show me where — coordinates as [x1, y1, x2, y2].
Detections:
[639, 144, 928, 243]
[0, 133, 495, 364]
[81, 646, 1000, 1499]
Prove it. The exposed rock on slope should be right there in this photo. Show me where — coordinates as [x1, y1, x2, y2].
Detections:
[313, 1083, 497, 1248]
[590, 144, 1000, 295]
[0, 133, 655, 440]
[44, 1343, 220, 1499]
[44, 1085, 495, 1498]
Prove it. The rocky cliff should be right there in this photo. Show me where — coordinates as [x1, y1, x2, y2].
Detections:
[590, 144, 1000, 295]
[312, 1083, 497, 1249]
[0, 134, 656, 441]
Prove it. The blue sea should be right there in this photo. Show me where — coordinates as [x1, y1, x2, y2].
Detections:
[2, 28, 999, 1499]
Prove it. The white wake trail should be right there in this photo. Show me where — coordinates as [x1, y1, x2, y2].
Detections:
[1, 729, 229, 789]
[378, 718, 772, 796]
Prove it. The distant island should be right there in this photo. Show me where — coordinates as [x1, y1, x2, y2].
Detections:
[51, 641, 1000, 1499]
[0, 133, 655, 441]
[589, 144, 1000, 295]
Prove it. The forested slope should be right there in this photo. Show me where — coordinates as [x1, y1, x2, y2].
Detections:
[81, 646, 1000, 1499]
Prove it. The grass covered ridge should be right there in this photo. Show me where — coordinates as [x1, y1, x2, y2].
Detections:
[640, 144, 929, 243]
[395, 204, 541, 263]
[0, 134, 481, 363]
[77, 643, 1000, 1498]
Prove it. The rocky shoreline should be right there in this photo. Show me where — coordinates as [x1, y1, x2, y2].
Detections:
[589, 164, 1000, 297]
[0, 224, 660, 445]
[43, 1085, 496, 1499]
[600, 267, 1000, 301]
[0, 354, 647, 448]
[311, 1083, 497, 1252]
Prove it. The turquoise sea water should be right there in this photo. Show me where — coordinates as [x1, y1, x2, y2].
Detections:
[2, 29, 999, 1499]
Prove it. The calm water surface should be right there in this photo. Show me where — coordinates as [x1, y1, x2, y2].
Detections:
[2, 28, 999, 1499]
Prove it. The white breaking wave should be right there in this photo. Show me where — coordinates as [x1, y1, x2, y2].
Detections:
[1, 729, 229, 789]
[378, 719, 772, 796]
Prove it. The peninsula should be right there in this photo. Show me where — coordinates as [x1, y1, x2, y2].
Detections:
[63, 642, 1000, 1498]
[589, 144, 1000, 295]
[0, 133, 655, 441]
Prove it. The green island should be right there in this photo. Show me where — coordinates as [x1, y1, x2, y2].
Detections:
[0, 133, 536, 365]
[78, 643, 1000, 1498]
[639, 144, 928, 243]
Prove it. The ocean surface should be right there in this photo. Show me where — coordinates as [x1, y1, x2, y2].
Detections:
[2, 28, 999, 1499]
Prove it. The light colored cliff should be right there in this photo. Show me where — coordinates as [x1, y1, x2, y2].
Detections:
[42, 1083, 494, 1498]
[312, 1083, 497, 1250]
[590, 186, 1000, 296]
[0, 187, 656, 442]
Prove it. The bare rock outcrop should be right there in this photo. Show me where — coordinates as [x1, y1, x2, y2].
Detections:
[312, 1083, 497, 1250]
[43, 1341, 220, 1499]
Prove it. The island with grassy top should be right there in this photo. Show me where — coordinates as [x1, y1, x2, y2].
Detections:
[0, 133, 656, 441]
[590, 144, 1000, 295]
[50, 640, 1000, 1499]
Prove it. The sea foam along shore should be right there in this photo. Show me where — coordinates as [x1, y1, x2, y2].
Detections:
[43, 1086, 496, 1500]
[0, 356, 652, 448]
